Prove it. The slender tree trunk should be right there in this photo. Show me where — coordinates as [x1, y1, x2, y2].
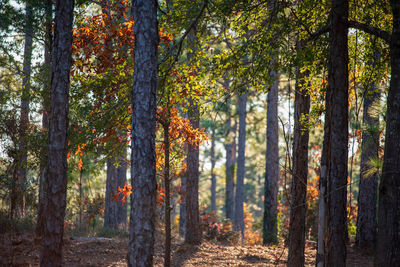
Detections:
[163, 121, 171, 267]
[376, 1, 400, 264]
[355, 51, 380, 251]
[263, 71, 279, 245]
[40, 0, 74, 265]
[127, 0, 158, 265]
[36, 0, 52, 237]
[288, 62, 310, 266]
[79, 168, 83, 226]
[325, 0, 349, 265]
[234, 92, 247, 237]
[210, 128, 217, 212]
[179, 167, 186, 237]
[13, 0, 33, 219]
[224, 78, 235, 220]
[104, 151, 127, 230]
[184, 29, 201, 245]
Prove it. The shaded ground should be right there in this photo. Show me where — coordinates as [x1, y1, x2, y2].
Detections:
[0, 233, 373, 266]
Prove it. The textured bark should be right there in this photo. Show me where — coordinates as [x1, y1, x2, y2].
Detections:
[127, 0, 158, 265]
[12, 1, 33, 219]
[224, 78, 236, 220]
[210, 128, 217, 212]
[234, 92, 247, 236]
[179, 168, 187, 237]
[36, 0, 52, 237]
[376, 1, 400, 264]
[263, 71, 279, 245]
[40, 0, 74, 265]
[326, 0, 349, 265]
[355, 52, 380, 251]
[288, 66, 310, 267]
[163, 122, 171, 267]
[104, 151, 127, 230]
[184, 29, 201, 245]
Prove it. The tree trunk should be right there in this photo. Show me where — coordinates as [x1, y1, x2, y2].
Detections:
[36, 0, 52, 237]
[326, 0, 349, 265]
[12, 0, 33, 219]
[376, 1, 400, 264]
[163, 121, 171, 267]
[40, 0, 74, 265]
[224, 78, 236, 220]
[179, 168, 187, 237]
[104, 151, 127, 230]
[210, 128, 216, 212]
[184, 29, 201, 245]
[288, 63, 310, 265]
[263, 71, 279, 245]
[234, 92, 247, 237]
[355, 51, 380, 251]
[127, 0, 158, 265]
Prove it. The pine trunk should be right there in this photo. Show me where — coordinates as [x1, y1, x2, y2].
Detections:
[234, 92, 247, 237]
[40, 0, 74, 265]
[210, 129, 217, 212]
[184, 29, 201, 245]
[127, 0, 158, 265]
[376, 1, 400, 264]
[263, 71, 279, 245]
[104, 151, 127, 230]
[326, 0, 349, 265]
[355, 52, 380, 251]
[288, 64, 310, 266]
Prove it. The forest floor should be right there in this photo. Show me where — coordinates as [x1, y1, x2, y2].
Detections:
[0, 232, 374, 266]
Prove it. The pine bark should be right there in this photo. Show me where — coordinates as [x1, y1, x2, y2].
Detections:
[263, 71, 279, 245]
[355, 52, 380, 251]
[325, 0, 349, 265]
[234, 92, 247, 236]
[40, 0, 74, 265]
[210, 128, 217, 212]
[12, 1, 33, 219]
[36, 0, 52, 237]
[179, 169, 186, 237]
[127, 0, 158, 265]
[288, 65, 310, 266]
[376, 1, 400, 264]
[224, 78, 235, 220]
[104, 152, 127, 230]
[184, 29, 201, 245]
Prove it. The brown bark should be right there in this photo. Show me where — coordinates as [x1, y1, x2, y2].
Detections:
[263, 70, 279, 245]
[163, 121, 171, 267]
[325, 0, 349, 265]
[184, 29, 201, 245]
[40, 0, 74, 265]
[234, 92, 247, 237]
[376, 1, 400, 264]
[127, 0, 158, 265]
[288, 65, 310, 266]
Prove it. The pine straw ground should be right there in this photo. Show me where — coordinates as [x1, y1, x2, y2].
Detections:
[0, 233, 373, 266]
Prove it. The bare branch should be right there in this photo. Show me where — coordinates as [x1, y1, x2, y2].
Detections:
[348, 20, 391, 43]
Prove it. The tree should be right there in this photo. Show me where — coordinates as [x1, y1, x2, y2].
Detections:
[40, 0, 74, 265]
[355, 50, 380, 251]
[287, 45, 311, 266]
[210, 128, 217, 212]
[263, 70, 279, 245]
[127, 0, 158, 265]
[234, 91, 247, 237]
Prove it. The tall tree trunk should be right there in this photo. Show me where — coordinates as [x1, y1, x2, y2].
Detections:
[224, 77, 235, 220]
[127, 0, 158, 265]
[355, 51, 380, 251]
[36, 0, 52, 237]
[185, 29, 201, 245]
[163, 120, 171, 267]
[263, 71, 279, 245]
[376, 1, 400, 264]
[210, 128, 216, 212]
[179, 167, 186, 237]
[234, 92, 247, 237]
[325, 0, 349, 265]
[40, 0, 74, 265]
[13, 0, 33, 219]
[104, 151, 127, 230]
[288, 61, 310, 265]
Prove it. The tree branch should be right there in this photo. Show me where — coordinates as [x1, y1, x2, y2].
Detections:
[305, 24, 331, 42]
[348, 20, 391, 43]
